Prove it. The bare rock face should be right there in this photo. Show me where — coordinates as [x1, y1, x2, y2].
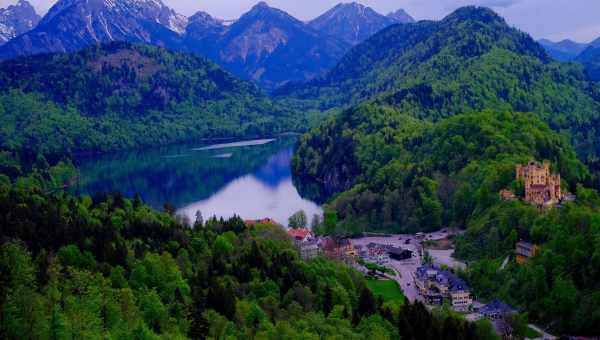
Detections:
[185, 2, 350, 91]
[387, 9, 415, 24]
[0, 0, 41, 45]
[309, 2, 413, 46]
[0, 0, 186, 58]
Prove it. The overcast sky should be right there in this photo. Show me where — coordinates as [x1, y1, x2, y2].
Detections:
[2, 0, 599, 43]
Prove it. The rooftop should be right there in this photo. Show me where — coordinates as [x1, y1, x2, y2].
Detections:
[288, 228, 312, 240]
[416, 265, 469, 292]
[480, 299, 516, 315]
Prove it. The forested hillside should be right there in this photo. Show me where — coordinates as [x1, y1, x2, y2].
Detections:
[279, 6, 600, 162]
[0, 42, 298, 162]
[0, 162, 500, 339]
[576, 45, 600, 81]
[294, 107, 586, 232]
[291, 6, 600, 336]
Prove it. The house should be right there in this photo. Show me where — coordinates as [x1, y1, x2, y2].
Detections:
[499, 189, 517, 201]
[287, 228, 320, 260]
[480, 299, 516, 320]
[414, 265, 473, 311]
[340, 239, 357, 258]
[388, 247, 413, 261]
[364, 243, 390, 263]
[298, 239, 320, 260]
[516, 160, 563, 207]
[287, 228, 313, 243]
[515, 241, 539, 264]
[319, 237, 356, 264]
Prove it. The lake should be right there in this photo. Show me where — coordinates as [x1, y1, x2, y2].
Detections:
[75, 137, 322, 226]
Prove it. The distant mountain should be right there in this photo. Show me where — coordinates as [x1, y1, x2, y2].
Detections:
[0, 0, 186, 59]
[576, 44, 600, 81]
[307, 2, 411, 46]
[184, 11, 225, 42]
[0, 42, 297, 157]
[184, 2, 349, 91]
[0, 0, 40, 45]
[387, 9, 415, 24]
[539, 38, 588, 61]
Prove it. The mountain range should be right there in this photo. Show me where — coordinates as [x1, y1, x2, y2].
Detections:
[576, 38, 600, 80]
[0, 0, 186, 59]
[0, 0, 40, 45]
[291, 6, 600, 198]
[538, 38, 590, 61]
[307, 2, 414, 46]
[539, 37, 600, 80]
[0, 0, 414, 90]
[183, 2, 350, 91]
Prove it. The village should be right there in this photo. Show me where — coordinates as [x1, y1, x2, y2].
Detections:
[254, 160, 570, 339]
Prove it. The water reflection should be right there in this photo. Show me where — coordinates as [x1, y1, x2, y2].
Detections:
[76, 137, 322, 225]
[178, 148, 321, 225]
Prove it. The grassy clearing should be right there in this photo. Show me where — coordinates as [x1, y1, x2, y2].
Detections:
[366, 280, 405, 303]
[525, 326, 542, 339]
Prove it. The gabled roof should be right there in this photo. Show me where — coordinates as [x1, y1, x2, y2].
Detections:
[516, 241, 534, 250]
[388, 247, 412, 255]
[480, 299, 516, 315]
[287, 228, 312, 240]
[415, 265, 469, 291]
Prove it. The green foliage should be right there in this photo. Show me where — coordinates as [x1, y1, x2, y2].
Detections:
[366, 280, 405, 304]
[0, 42, 303, 161]
[288, 210, 308, 229]
[457, 188, 600, 335]
[294, 105, 599, 335]
[0, 171, 500, 339]
[280, 7, 600, 161]
[296, 108, 586, 233]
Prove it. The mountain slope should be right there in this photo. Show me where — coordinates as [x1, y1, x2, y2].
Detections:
[387, 9, 415, 24]
[539, 38, 588, 61]
[184, 10, 225, 42]
[184, 2, 349, 90]
[577, 44, 600, 81]
[282, 7, 600, 160]
[307, 2, 405, 46]
[0, 0, 186, 59]
[0, 0, 40, 45]
[0, 42, 296, 158]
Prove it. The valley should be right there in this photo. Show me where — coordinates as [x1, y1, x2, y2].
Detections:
[0, 0, 599, 339]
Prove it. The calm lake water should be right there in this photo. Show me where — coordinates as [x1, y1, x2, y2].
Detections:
[75, 137, 322, 226]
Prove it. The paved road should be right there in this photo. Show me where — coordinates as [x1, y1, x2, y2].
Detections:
[528, 324, 556, 340]
[388, 257, 422, 302]
[352, 231, 469, 302]
[352, 234, 424, 302]
[428, 249, 467, 270]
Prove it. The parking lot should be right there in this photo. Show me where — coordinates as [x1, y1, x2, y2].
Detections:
[352, 231, 465, 303]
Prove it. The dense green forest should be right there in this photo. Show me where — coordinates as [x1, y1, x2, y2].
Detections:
[0, 161, 501, 339]
[279, 7, 600, 162]
[0, 42, 300, 162]
[294, 107, 587, 233]
[455, 185, 600, 335]
[293, 105, 600, 335]
[290, 9, 600, 334]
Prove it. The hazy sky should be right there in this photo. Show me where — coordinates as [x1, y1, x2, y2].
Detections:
[2, 0, 599, 43]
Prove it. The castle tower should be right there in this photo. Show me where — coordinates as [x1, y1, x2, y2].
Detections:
[516, 160, 562, 206]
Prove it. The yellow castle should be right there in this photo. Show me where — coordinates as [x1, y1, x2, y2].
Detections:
[516, 160, 562, 206]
